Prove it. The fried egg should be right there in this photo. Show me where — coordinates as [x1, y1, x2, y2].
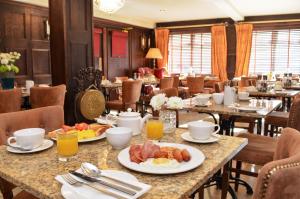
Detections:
[140, 158, 180, 169]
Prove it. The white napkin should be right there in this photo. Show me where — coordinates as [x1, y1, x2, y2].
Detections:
[56, 169, 151, 199]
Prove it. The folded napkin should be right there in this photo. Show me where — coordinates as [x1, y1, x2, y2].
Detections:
[56, 169, 151, 199]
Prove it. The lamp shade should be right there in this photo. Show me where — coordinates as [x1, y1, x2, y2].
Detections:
[145, 48, 163, 59]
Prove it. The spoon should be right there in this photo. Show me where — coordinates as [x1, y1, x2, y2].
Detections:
[81, 162, 142, 191]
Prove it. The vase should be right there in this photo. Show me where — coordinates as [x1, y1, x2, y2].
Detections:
[0, 72, 15, 90]
[159, 110, 176, 134]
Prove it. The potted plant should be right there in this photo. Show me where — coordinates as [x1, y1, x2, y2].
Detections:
[0, 52, 21, 89]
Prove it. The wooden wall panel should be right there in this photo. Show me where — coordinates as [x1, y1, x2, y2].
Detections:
[0, 0, 50, 85]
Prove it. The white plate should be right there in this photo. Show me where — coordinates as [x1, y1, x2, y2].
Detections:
[181, 132, 219, 143]
[51, 129, 106, 143]
[60, 170, 141, 199]
[238, 97, 252, 101]
[7, 139, 54, 154]
[118, 143, 205, 174]
[236, 107, 261, 112]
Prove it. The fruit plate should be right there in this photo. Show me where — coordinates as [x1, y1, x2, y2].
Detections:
[50, 129, 106, 143]
[118, 142, 205, 175]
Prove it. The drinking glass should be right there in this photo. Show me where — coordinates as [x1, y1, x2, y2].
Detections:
[146, 117, 164, 140]
[57, 131, 78, 161]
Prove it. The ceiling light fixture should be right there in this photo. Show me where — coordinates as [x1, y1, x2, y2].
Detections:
[94, 0, 125, 14]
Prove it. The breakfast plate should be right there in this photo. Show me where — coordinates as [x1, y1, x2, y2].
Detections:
[118, 142, 205, 174]
[58, 170, 151, 199]
[7, 139, 54, 154]
[181, 132, 219, 143]
[50, 130, 106, 143]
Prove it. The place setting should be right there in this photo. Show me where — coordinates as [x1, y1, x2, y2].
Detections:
[6, 128, 54, 154]
[181, 121, 221, 144]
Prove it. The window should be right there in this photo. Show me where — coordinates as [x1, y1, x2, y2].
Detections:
[168, 32, 211, 74]
[249, 28, 300, 74]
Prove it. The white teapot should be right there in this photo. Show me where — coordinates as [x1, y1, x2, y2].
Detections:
[117, 108, 151, 135]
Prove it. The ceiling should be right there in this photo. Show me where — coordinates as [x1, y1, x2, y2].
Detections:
[14, 0, 300, 28]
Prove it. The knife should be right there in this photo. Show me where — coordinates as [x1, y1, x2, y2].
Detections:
[70, 171, 137, 196]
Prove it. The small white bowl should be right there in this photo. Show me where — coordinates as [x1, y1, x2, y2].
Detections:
[195, 94, 211, 106]
[238, 92, 250, 100]
[105, 127, 132, 149]
[212, 93, 224, 105]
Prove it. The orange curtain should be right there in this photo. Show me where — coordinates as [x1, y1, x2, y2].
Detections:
[235, 24, 253, 77]
[155, 29, 169, 69]
[211, 25, 228, 81]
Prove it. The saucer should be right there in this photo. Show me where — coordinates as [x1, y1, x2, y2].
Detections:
[195, 102, 212, 107]
[239, 97, 252, 101]
[181, 132, 219, 143]
[7, 139, 54, 154]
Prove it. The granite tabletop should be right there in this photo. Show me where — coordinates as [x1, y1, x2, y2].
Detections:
[0, 129, 247, 199]
[183, 98, 282, 119]
[249, 89, 300, 97]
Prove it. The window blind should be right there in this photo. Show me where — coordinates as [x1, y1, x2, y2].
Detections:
[168, 32, 211, 74]
[249, 28, 300, 74]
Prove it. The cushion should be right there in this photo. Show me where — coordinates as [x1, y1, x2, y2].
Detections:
[235, 133, 277, 165]
[265, 111, 289, 127]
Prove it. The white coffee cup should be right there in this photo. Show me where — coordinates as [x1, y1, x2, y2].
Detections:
[212, 93, 224, 105]
[105, 127, 132, 149]
[188, 121, 220, 140]
[195, 94, 211, 106]
[238, 91, 249, 100]
[7, 128, 45, 149]
[25, 80, 34, 92]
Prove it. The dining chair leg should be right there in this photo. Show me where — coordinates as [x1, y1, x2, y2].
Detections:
[264, 122, 269, 136]
[234, 161, 242, 191]
[198, 185, 204, 199]
[257, 119, 262, 135]
[0, 178, 13, 199]
[270, 125, 275, 137]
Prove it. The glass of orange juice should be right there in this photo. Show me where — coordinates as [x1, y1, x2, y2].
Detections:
[57, 131, 78, 161]
[146, 117, 164, 140]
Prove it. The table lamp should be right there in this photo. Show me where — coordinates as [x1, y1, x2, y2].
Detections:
[145, 48, 162, 68]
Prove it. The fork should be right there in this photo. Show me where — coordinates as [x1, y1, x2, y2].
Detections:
[61, 174, 128, 199]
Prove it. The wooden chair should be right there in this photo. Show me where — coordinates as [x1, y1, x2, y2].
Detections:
[214, 82, 224, 93]
[106, 80, 142, 112]
[0, 89, 22, 113]
[232, 98, 300, 191]
[159, 77, 174, 90]
[264, 97, 300, 136]
[253, 127, 300, 199]
[186, 76, 205, 96]
[239, 77, 257, 87]
[114, 76, 129, 82]
[30, 85, 66, 108]
[0, 106, 64, 199]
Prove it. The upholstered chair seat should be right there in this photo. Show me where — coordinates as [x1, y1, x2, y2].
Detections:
[235, 133, 277, 165]
[253, 128, 300, 199]
[0, 88, 22, 113]
[0, 106, 64, 199]
[30, 84, 66, 108]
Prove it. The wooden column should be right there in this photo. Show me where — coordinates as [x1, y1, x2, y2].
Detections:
[49, 0, 94, 124]
[226, 22, 236, 80]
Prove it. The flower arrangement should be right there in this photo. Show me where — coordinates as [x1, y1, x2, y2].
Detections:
[0, 52, 21, 74]
[150, 93, 184, 111]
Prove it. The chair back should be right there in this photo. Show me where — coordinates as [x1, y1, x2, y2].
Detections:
[171, 75, 180, 88]
[0, 89, 22, 113]
[240, 77, 257, 87]
[160, 77, 174, 90]
[253, 128, 300, 199]
[122, 80, 142, 104]
[30, 85, 66, 109]
[287, 98, 300, 131]
[204, 80, 217, 89]
[187, 76, 204, 95]
[214, 82, 224, 93]
[0, 106, 64, 145]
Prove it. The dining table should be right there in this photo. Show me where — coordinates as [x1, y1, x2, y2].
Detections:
[182, 98, 282, 135]
[0, 129, 247, 199]
[248, 89, 300, 111]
